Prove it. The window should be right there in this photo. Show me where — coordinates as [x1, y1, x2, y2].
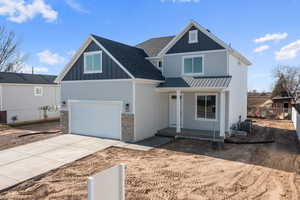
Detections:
[183, 56, 203, 75]
[196, 94, 216, 120]
[84, 51, 102, 73]
[34, 87, 43, 96]
[189, 30, 198, 43]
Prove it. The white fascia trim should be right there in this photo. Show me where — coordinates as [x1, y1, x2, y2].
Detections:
[60, 78, 163, 84]
[164, 49, 226, 57]
[55, 36, 93, 83]
[156, 87, 225, 92]
[157, 20, 251, 66]
[0, 83, 59, 87]
[90, 35, 135, 79]
[61, 79, 133, 84]
[134, 78, 164, 84]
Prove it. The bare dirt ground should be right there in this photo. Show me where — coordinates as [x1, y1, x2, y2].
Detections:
[0, 121, 61, 151]
[1, 119, 300, 200]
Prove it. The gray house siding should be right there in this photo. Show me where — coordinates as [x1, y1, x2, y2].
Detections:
[163, 51, 228, 77]
[63, 41, 130, 81]
[61, 81, 133, 113]
[182, 92, 220, 131]
[167, 26, 224, 54]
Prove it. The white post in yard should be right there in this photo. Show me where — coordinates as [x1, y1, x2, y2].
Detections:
[176, 89, 181, 133]
[219, 91, 225, 137]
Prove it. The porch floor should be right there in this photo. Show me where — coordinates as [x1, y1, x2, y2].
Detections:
[156, 128, 224, 142]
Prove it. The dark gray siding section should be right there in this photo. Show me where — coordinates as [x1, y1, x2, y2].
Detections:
[63, 41, 130, 81]
[167, 26, 224, 54]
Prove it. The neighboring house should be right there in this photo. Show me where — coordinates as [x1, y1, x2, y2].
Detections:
[0, 72, 60, 124]
[55, 20, 251, 142]
[272, 95, 293, 119]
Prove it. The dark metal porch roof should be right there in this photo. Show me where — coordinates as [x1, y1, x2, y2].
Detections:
[157, 76, 232, 88]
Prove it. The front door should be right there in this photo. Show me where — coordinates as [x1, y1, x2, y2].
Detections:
[169, 94, 183, 127]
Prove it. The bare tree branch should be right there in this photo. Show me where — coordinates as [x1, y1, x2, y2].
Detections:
[0, 25, 24, 72]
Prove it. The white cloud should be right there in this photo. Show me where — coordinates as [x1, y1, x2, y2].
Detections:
[275, 40, 300, 60]
[253, 45, 270, 53]
[254, 33, 288, 43]
[37, 50, 65, 65]
[20, 64, 48, 74]
[0, 0, 58, 23]
[65, 0, 88, 13]
[160, 0, 200, 2]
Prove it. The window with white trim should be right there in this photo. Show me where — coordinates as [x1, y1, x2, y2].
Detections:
[196, 94, 216, 120]
[84, 51, 102, 73]
[189, 30, 198, 43]
[34, 87, 43, 96]
[183, 56, 203, 75]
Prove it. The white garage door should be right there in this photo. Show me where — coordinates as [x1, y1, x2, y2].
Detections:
[69, 100, 122, 139]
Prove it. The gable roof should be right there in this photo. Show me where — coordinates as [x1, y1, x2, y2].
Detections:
[56, 35, 165, 82]
[136, 36, 175, 57]
[0, 72, 57, 85]
[157, 20, 252, 66]
[92, 35, 164, 80]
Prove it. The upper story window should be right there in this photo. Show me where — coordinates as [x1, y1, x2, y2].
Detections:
[84, 51, 102, 73]
[34, 87, 43, 96]
[189, 30, 198, 43]
[182, 55, 204, 75]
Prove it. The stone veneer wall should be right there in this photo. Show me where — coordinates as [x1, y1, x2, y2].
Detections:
[121, 113, 135, 142]
[60, 110, 135, 142]
[60, 110, 69, 134]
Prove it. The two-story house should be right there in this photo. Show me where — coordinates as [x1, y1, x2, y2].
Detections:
[55, 21, 251, 142]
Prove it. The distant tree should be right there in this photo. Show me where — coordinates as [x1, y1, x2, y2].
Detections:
[0, 25, 25, 72]
[272, 65, 300, 102]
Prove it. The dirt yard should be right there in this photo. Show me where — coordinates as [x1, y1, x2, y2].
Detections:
[0, 121, 61, 151]
[0, 119, 300, 200]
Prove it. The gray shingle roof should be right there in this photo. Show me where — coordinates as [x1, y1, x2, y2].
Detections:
[136, 36, 175, 57]
[157, 76, 232, 88]
[92, 34, 164, 80]
[0, 72, 57, 84]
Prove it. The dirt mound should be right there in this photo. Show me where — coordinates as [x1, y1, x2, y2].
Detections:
[1, 119, 300, 200]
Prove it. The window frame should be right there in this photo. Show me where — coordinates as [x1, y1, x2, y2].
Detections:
[195, 93, 218, 121]
[188, 30, 198, 44]
[83, 51, 103, 74]
[182, 55, 204, 76]
[34, 86, 43, 96]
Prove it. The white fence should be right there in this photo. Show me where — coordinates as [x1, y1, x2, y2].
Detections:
[88, 164, 125, 200]
[291, 107, 300, 140]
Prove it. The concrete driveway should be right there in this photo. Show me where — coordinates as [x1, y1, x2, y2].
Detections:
[0, 134, 125, 190]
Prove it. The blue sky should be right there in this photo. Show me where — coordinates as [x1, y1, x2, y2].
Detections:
[0, 0, 299, 92]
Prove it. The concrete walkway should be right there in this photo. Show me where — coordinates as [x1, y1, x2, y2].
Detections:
[0, 134, 154, 191]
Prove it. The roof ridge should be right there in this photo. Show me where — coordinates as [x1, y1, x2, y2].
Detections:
[91, 34, 142, 51]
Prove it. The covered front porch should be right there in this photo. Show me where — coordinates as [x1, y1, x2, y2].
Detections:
[156, 76, 231, 141]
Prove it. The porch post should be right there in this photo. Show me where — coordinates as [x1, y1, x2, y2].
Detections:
[219, 91, 225, 137]
[176, 89, 181, 133]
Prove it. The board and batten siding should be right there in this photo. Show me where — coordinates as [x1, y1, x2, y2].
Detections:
[227, 54, 248, 127]
[63, 41, 130, 81]
[1, 84, 60, 123]
[61, 80, 133, 113]
[166, 26, 224, 54]
[163, 50, 228, 77]
[135, 82, 169, 141]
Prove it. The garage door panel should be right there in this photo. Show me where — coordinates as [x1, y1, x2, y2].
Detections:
[69, 101, 121, 139]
